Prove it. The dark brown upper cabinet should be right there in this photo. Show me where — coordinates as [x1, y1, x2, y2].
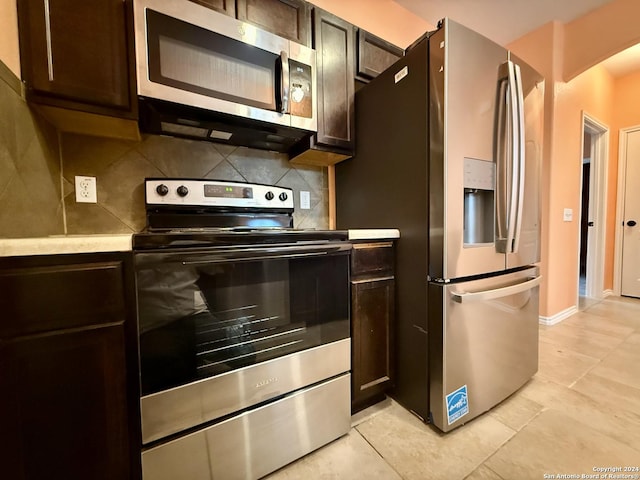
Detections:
[356, 29, 404, 83]
[313, 8, 355, 152]
[236, 0, 311, 47]
[187, 0, 236, 17]
[290, 7, 355, 166]
[18, 0, 135, 116]
[186, 0, 310, 46]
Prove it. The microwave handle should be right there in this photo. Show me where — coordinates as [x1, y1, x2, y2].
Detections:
[276, 51, 290, 114]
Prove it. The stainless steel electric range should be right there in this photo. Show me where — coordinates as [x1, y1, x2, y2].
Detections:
[133, 178, 352, 480]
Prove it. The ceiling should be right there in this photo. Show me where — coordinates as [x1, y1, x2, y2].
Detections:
[394, 0, 640, 77]
[599, 43, 640, 78]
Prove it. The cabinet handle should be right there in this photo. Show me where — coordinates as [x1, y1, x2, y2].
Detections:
[351, 275, 394, 284]
[353, 241, 394, 250]
[43, 0, 55, 81]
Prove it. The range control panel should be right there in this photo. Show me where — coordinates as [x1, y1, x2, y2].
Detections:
[145, 179, 295, 210]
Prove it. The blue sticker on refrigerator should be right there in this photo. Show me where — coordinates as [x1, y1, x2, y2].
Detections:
[446, 385, 469, 425]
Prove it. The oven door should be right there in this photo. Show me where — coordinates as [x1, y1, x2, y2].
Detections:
[135, 241, 351, 443]
[134, 0, 316, 131]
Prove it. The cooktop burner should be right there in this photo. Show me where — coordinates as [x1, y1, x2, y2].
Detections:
[133, 229, 348, 250]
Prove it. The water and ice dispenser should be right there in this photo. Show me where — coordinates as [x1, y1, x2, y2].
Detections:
[463, 157, 495, 245]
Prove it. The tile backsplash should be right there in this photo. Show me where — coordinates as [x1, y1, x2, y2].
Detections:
[0, 76, 63, 238]
[0, 72, 329, 238]
[61, 133, 329, 234]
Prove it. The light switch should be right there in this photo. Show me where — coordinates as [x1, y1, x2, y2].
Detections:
[563, 208, 573, 222]
[300, 191, 311, 210]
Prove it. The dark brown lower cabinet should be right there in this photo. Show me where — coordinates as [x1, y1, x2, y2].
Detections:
[0, 252, 140, 480]
[350, 241, 395, 413]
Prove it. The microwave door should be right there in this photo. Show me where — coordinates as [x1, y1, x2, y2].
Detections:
[135, 0, 292, 127]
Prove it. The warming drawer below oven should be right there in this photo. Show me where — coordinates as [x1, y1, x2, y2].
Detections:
[141, 338, 350, 444]
[142, 373, 351, 480]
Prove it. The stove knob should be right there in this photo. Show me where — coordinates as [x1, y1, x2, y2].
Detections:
[279, 192, 288, 201]
[265, 191, 274, 200]
[156, 184, 169, 196]
[177, 185, 189, 197]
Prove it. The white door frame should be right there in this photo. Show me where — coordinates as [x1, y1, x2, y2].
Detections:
[578, 112, 609, 302]
[614, 125, 640, 295]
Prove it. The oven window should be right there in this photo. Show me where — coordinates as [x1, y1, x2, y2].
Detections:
[136, 252, 350, 396]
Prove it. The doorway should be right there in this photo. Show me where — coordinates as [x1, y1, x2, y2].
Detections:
[615, 126, 640, 297]
[578, 113, 609, 309]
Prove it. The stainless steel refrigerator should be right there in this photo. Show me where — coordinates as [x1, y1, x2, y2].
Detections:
[336, 18, 544, 432]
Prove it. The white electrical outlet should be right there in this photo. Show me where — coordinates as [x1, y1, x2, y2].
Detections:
[563, 208, 573, 222]
[75, 176, 97, 203]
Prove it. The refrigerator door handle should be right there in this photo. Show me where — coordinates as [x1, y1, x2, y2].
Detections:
[494, 65, 509, 253]
[505, 61, 520, 253]
[511, 62, 526, 253]
[450, 275, 541, 303]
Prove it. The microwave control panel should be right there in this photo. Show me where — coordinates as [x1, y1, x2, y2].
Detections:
[289, 60, 313, 119]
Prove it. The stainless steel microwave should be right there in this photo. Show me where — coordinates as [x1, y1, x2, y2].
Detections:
[133, 0, 317, 151]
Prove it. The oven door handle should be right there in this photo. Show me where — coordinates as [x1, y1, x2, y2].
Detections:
[138, 243, 352, 266]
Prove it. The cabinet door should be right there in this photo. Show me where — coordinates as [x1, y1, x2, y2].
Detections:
[313, 8, 355, 151]
[0, 260, 126, 338]
[356, 29, 404, 82]
[0, 326, 131, 480]
[18, 0, 132, 112]
[351, 277, 395, 411]
[351, 241, 395, 277]
[0, 252, 140, 480]
[187, 0, 235, 17]
[237, 0, 311, 47]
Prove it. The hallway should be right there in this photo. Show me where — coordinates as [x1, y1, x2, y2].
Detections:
[267, 295, 640, 480]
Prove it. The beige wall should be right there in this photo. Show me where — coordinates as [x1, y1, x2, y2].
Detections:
[550, 65, 615, 311]
[613, 70, 640, 129]
[308, 0, 431, 48]
[563, 0, 640, 81]
[508, 0, 640, 318]
[0, 0, 20, 78]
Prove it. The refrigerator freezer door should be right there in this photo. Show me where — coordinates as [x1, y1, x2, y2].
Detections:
[429, 19, 508, 280]
[428, 267, 539, 432]
[506, 53, 544, 269]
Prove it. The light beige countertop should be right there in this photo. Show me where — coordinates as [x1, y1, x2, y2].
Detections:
[0, 234, 133, 257]
[347, 229, 400, 240]
[0, 230, 399, 257]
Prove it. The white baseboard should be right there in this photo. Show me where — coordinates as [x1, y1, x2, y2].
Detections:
[539, 305, 578, 325]
[603, 289, 614, 298]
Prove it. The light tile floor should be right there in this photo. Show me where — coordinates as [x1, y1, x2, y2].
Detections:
[266, 295, 640, 480]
